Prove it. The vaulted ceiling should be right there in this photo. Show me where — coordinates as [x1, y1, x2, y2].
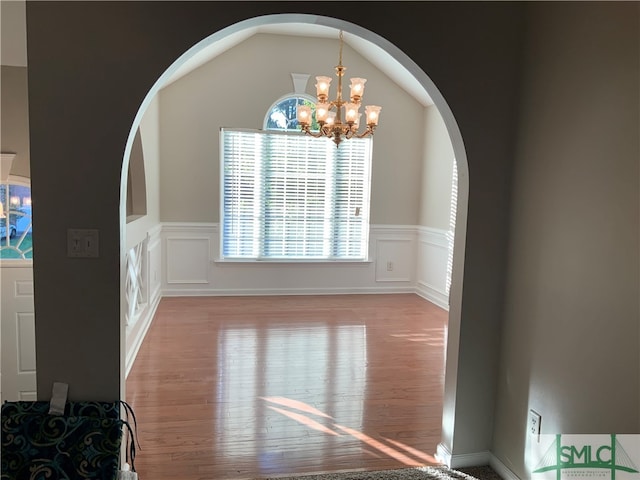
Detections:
[163, 23, 433, 107]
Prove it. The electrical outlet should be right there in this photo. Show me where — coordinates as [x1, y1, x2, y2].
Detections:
[529, 409, 541, 438]
[386, 261, 393, 271]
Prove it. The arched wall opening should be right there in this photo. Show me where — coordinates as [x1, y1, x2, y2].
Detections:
[119, 13, 470, 463]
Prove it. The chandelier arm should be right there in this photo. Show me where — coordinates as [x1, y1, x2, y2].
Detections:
[323, 124, 337, 136]
[352, 127, 375, 139]
[300, 126, 327, 138]
[345, 128, 356, 140]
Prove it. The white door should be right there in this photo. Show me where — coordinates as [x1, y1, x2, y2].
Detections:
[0, 177, 36, 402]
[0, 263, 36, 401]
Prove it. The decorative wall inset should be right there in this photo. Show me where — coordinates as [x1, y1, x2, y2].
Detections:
[161, 223, 432, 297]
[166, 237, 211, 284]
[374, 229, 416, 282]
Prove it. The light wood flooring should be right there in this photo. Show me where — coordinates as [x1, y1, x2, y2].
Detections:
[126, 294, 448, 480]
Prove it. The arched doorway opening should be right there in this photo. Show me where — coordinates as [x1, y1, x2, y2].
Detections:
[120, 13, 469, 473]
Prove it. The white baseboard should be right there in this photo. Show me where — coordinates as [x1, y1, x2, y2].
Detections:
[125, 288, 161, 378]
[162, 286, 415, 297]
[436, 444, 521, 479]
[489, 454, 521, 480]
[416, 282, 449, 311]
[450, 450, 492, 469]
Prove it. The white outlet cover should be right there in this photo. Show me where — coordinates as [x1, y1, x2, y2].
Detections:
[529, 409, 541, 436]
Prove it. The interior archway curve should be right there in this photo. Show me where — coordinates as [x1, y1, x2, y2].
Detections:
[120, 13, 469, 464]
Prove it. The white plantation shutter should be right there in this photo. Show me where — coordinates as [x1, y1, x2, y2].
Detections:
[333, 139, 371, 258]
[221, 128, 371, 260]
[221, 130, 263, 258]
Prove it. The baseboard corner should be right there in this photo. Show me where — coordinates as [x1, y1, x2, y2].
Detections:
[438, 448, 520, 479]
[489, 453, 521, 480]
[415, 283, 449, 311]
[436, 442, 452, 467]
[448, 450, 492, 469]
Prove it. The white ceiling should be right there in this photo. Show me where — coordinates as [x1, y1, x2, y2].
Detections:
[163, 23, 433, 107]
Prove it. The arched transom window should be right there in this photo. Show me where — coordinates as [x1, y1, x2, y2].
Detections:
[264, 94, 319, 132]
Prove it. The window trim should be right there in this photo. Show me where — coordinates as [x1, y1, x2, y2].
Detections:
[213, 257, 373, 265]
[263, 93, 318, 132]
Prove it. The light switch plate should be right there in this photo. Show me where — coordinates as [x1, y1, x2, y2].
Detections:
[67, 229, 99, 258]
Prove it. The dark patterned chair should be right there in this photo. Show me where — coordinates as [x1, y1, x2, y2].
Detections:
[1, 401, 132, 480]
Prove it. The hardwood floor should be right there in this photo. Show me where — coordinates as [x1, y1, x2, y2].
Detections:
[126, 294, 448, 480]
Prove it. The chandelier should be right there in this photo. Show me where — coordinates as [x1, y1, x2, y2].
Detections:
[296, 31, 381, 147]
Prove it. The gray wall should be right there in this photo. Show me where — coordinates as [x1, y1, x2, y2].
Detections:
[419, 105, 454, 230]
[1, 1, 28, 177]
[1, 0, 27, 68]
[23, 2, 638, 477]
[493, 3, 639, 477]
[159, 33, 426, 225]
[1, 66, 30, 178]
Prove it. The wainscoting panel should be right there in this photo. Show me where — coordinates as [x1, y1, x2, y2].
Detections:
[148, 234, 162, 301]
[162, 224, 215, 294]
[166, 237, 210, 284]
[375, 235, 415, 283]
[416, 227, 451, 310]
[161, 223, 417, 296]
[125, 224, 162, 377]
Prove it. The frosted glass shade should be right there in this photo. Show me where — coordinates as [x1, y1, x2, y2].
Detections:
[296, 105, 312, 126]
[316, 103, 330, 123]
[345, 103, 360, 123]
[315, 76, 331, 98]
[349, 78, 366, 101]
[365, 105, 381, 126]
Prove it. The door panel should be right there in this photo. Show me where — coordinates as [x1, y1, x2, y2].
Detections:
[1, 264, 36, 401]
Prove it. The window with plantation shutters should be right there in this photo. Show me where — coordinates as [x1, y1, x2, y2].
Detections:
[221, 128, 372, 261]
